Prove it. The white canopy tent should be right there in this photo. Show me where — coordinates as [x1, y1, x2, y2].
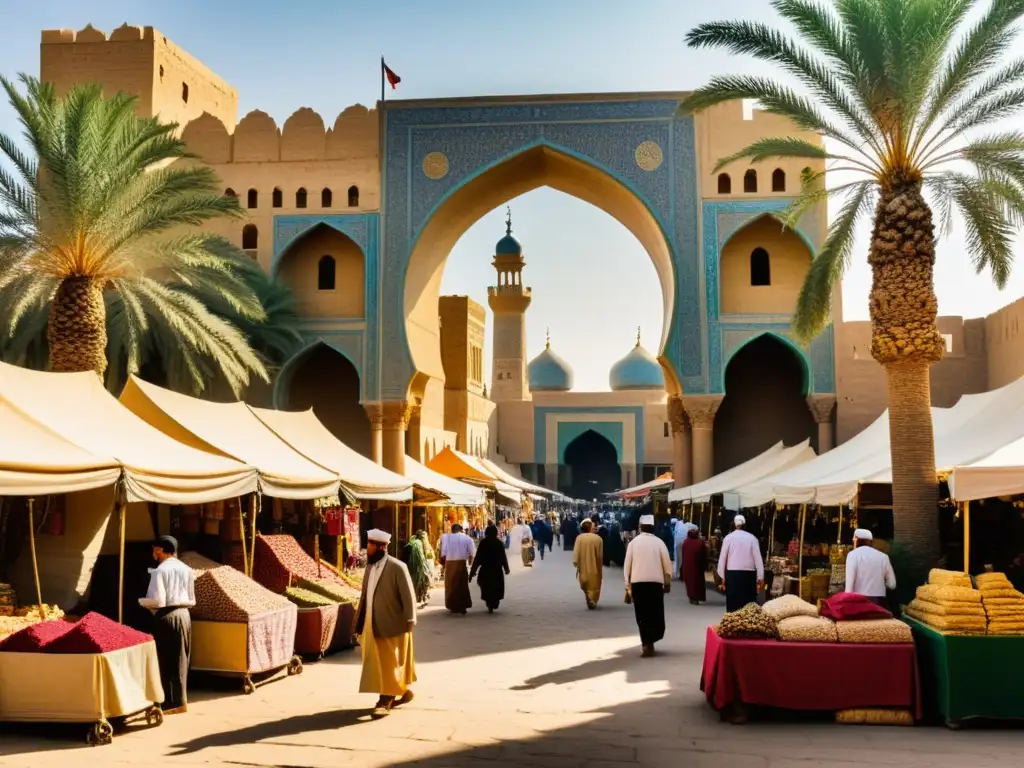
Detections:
[250, 407, 413, 501]
[403, 456, 486, 507]
[0, 362, 258, 505]
[120, 377, 338, 500]
[611, 473, 675, 499]
[671, 440, 815, 504]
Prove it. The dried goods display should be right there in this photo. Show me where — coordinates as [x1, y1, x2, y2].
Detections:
[296, 577, 359, 605]
[44, 613, 152, 654]
[181, 551, 293, 623]
[977, 572, 1024, 634]
[835, 618, 913, 644]
[762, 594, 819, 622]
[906, 598, 986, 618]
[14, 604, 64, 620]
[253, 534, 349, 593]
[717, 603, 778, 639]
[916, 584, 982, 604]
[907, 574, 988, 634]
[777, 615, 838, 643]
[928, 569, 973, 588]
[0, 618, 73, 652]
[835, 708, 913, 726]
[285, 586, 337, 608]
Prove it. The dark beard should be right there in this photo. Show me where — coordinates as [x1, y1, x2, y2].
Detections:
[368, 550, 387, 564]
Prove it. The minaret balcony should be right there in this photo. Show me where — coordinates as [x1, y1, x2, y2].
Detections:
[488, 285, 532, 297]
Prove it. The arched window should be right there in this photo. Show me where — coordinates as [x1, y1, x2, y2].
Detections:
[247, 188, 258, 209]
[347, 185, 359, 207]
[717, 173, 731, 194]
[750, 247, 771, 286]
[743, 169, 758, 193]
[224, 188, 237, 199]
[182, 83, 189, 103]
[317, 255, 336, 290]
[296, 188, 308, 209]
[771, 168, 786, 192]
[272, 187, 283, 208]
[242, 224, 258, 250]
[321, 188, 333, 208]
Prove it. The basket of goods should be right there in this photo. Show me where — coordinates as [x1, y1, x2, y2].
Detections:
[180, 552, 300, 694]
[0, 612, 163, 745]
[974, 572, 1024, 635]
[716, 603, 778, 640]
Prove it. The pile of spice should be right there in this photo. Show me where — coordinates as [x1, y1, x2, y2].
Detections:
[181, 551, 293, 622]
[254, 535, 356, 598]
[45, 613, 152, 654]
[0, 618, 73, 652]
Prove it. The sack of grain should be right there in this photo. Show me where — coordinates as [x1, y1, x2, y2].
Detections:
[974, 572, 1012, 588]
[905, 607, 987, 633]
[777, 615, 838, 643]
[835, 709, 913, 726]
[717, 603, 778, 639]
[762, 594, 819, 621]
[907, 598, 985, 618]
[928, 569, 972, 588]
[836, 618, 913, 644]
[916, 584, 982, 604]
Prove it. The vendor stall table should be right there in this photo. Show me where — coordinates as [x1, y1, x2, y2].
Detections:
[701, 627, 921, 722]
[190, 607, 301, 694]
[905, 616, 1024, 728]
[0, 641, 164, 745]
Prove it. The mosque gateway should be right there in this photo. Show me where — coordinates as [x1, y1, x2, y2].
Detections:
[39, 24, 1024, 497]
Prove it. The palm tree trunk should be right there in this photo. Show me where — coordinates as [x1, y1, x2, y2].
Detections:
[48, 275, 108, 376]
[869, 180, 943, 566]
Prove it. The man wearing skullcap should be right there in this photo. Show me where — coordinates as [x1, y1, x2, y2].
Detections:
[355, 529, 418, 717]
[623, 514, 673, 657]
[845, 529, 896, 607]
[139, 535, 195, 715]
[717, 515, 764, 612]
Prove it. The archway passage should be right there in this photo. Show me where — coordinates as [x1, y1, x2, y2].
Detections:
[713, 334, 816, 472]
[286, 344, 372, 458]
[562, 430, 621, 500]
[403, 144, 680, 398]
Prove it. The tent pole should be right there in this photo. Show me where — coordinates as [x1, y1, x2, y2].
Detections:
[836, 505, 843, 544]
[249, 492, 259, 577]
[797, 504, 807, 597]
[238, 498, 249, 577]
[117, 498, 127, 624]
[27, 498, 44, 622]
[769, 505, 777, 561]
[963, 501, 971, 575]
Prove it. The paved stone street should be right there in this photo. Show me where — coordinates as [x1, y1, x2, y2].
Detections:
[3, 547, 1024, 767]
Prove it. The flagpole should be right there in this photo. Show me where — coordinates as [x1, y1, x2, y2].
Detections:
[380, 56, 385, 105]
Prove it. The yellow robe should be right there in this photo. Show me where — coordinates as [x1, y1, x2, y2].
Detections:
[573, 532, 604, 604]
[358, 563, 417, 696]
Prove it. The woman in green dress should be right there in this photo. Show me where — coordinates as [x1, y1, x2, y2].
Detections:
[406, 530, 434, 606]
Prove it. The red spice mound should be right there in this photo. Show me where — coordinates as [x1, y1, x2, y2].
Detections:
[0, 619, 73, 652]
[253, 535, 346, 594]
[45, 612, 152, 654]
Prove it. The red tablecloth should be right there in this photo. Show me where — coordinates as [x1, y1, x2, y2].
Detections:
[701, 627, 921, 718]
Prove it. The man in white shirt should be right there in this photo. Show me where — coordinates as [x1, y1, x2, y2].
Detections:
[623, 514, 673, 657]
[441, 524, 475, 614]
[845, 529, 896, 607]
[139, 536, 195, 715]
[717, 515, 764, 612]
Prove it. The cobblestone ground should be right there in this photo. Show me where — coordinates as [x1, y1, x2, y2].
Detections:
[3, 546, 1024, 767]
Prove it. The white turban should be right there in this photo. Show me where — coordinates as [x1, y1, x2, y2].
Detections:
[734, 515, 746, 526]
[639, 514, 655, 526]
[367, 529, 392, 544]
[854, 528, 873, 541]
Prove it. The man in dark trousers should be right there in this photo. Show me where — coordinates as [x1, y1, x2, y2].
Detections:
[139, 536, 195, 715]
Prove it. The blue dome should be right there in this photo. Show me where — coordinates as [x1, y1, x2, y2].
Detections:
[495, 233, 522, 256]
[609, 339, 664, 391]
[529, 344, 574, 392]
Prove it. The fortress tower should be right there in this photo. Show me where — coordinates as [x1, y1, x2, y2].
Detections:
[487, 209, 532, 402]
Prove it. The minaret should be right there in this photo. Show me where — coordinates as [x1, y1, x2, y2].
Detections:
[487, 208, 532, 401]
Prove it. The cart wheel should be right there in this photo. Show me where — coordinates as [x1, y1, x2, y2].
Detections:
[242, 677, 256, 695]
[87, 719, 114, 746]
[145, 706, 164, 727]
[288, 656, 304, 675]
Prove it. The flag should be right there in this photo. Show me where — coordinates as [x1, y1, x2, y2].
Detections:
[382, 59, 401, 89]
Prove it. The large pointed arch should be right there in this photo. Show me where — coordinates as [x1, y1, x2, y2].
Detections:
[273, 339, 364, 408]
[722, 331, 811, 396]
[402, 141, 680, 399]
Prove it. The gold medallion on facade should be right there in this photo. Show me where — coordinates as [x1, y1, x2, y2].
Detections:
[634, 141, 663, 171]
[422, 151, 450, 180]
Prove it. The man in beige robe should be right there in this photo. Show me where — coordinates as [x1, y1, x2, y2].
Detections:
[572, 519, 604, 609]
[355, 529, 417, 718]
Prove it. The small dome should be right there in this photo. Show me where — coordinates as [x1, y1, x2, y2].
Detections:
[609, 329, 665, 391]
[529, 331, 574, 392]
[495, 206, 522, 256]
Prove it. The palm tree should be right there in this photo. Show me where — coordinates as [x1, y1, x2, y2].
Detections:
[0, 74, 274, 396]
[680, 0, 1024, 565]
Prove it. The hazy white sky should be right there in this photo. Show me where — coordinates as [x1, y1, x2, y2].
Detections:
[1, 0, 1021, 391]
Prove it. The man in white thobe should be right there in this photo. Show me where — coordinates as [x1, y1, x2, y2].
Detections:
[845, 529, 896, 607]
[717, 515, 764, 612]
[623, 514, 673, 657]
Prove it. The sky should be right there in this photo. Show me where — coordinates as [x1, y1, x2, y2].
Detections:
[1, 1, 1022, 391]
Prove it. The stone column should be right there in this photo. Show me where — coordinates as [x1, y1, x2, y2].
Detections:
[621, 464, 637, 491]
[683, 395, 723, 483]
[364, 403, 383, 465]
[381, 400, 412, 475]
[807, 394, 837, 453]
[668, 395, 692, 488]
[405, 401, 423, 462]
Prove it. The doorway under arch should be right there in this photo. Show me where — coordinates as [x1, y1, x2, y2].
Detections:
[284, 344, 372, 458]
[563, 430, 621, 500]
[401, 143, 681, 400]
[713, 334, 816, 472]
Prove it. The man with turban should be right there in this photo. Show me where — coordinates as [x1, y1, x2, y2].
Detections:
[845, 529, 896, 607]
[717, 515, 764, 612]
[354, 529, 418, 718]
